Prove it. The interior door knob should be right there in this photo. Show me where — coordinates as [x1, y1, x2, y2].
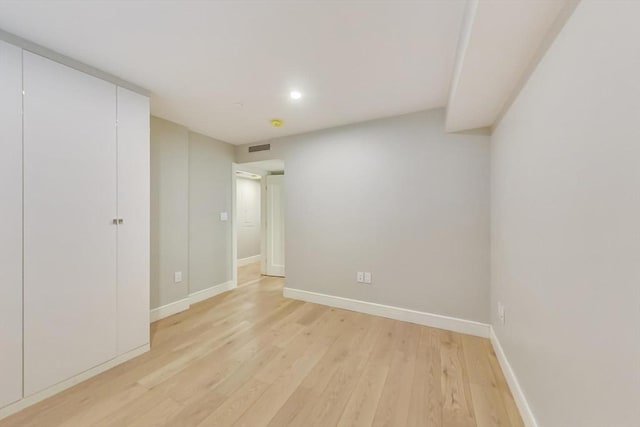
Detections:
[112, 218, 118, 225]
[118, 218, 124, 224]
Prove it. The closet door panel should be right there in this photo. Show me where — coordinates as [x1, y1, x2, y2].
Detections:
[0, 40, 23, 408]
[23, 52, 117, 396]
[116, 87, 150, 354]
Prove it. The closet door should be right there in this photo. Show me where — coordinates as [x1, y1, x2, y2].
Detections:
[23, 52, 117, 396]
[0, 40, 23, 408]
[116, 87, 150, 354]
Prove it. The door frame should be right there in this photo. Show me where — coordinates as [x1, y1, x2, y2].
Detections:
[259, 175, 268, 274]
[231, 163, 238, 287]
[231, 163, 268, 284]
[263, 174, 285, 277]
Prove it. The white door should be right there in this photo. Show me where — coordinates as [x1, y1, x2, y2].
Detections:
[265, 175, 285, 277]
[23, 52, 118, 396]
[237, 177, 261, 261]
[0, 40, 24, 408]
[116, 87, 150, 354]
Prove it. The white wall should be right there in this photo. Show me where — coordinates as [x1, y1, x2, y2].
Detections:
[189, 131, 234, 294]
[150, 117, 190, 308]
[236, 177, 262, 260]
[151, 117, 234, 309]
[237, 109, 491, 323]
[491, 1, 640, 426]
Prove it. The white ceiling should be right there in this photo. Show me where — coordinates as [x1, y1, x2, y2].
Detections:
[0, 1, 576, 143]
[446, 0, 573, 132]
[0, 0, 466, 144]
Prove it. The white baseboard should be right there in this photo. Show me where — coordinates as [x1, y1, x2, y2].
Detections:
[149, 298, 190, 322]
[0, 344, 149, 421]
[237, 255, 261, 267]
[490, 327, 538, 427]
[283, 287, 490, 338]
[189, 280, 236, 305]
[150, 280, 237, 323]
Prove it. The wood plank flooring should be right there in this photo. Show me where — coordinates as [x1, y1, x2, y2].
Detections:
[1, 263, 524, 427]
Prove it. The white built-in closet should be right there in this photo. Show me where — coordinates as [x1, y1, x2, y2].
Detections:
[0, 39, 149, 411]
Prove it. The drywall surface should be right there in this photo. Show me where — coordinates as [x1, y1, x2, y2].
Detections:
[151, 118, 235, 308]
[189, 131, 234, 293]
[236, 177, 261, 260]
[237, 109, 491, 322]
[150, 117, 190, 308]
[491, 1, 640, 425]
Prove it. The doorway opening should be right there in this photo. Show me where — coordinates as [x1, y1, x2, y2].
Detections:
[232, 159, 285, 287]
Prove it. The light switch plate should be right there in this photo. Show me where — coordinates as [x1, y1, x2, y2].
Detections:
[220, 212, 229, 221]
[364, 272, 372, 284]
[357, 272, 364, 283]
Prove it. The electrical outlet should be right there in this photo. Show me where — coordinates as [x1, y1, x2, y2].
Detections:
[220, 212, 228, 221]
[363, 272, 372, 284]
[174, 271, 183, 283]
[498, 302, 505, 324]
[357, 272, 364, 283]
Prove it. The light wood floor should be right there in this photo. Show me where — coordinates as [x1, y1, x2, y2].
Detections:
[1, 263, 523, 427]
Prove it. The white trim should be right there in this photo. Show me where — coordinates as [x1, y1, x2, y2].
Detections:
[283, 287, 490, 338]
[490, 327, 538, 427]
[237, 255, 261, 267]
[149, 298, 190, 322]
[189, 281, 236, 304]
[260, 173, 268, 275]
[231, 162, 238, 289]
[0, 344, 149, 421]
[150, 280, 237, 322]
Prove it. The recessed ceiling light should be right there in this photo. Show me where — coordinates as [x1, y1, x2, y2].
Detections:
[290, 90, 302, 100]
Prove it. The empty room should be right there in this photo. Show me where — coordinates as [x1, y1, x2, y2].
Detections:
[0, 1, 637, 426]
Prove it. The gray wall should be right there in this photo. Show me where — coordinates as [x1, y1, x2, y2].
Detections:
[151, 117, 234, 309]
[236, 109, 491, 322]
[189, 131, 234, 294]
[236, 177, 262, 259]
[150, 117, 189, 308]
[490, 1, 640, 426]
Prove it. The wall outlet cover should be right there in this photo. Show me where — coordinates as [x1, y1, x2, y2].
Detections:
[364, 272, 372, 283]
[497, 302, 505, 324]
[174, 271, 183, 283]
